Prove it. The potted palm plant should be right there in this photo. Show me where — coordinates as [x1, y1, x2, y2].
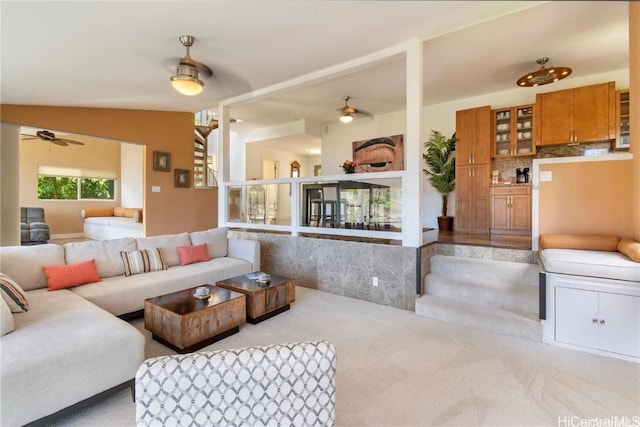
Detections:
[423, 130, 456, 231]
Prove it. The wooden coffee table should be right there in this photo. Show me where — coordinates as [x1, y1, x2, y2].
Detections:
[216, 273, 295, 324]
[144, 285, 246, 353]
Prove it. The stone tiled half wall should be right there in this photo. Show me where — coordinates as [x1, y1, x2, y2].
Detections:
[229, 230, 436, 311]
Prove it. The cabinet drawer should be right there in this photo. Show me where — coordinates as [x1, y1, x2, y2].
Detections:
[491, 186, 531, 196]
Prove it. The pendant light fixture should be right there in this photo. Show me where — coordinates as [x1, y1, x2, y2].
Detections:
[517, 57, 572, 87]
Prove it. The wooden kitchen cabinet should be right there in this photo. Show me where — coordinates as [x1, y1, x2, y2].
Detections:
[457, 163, 491, 233]
[455, 106, 491, 233]
[490, 186, 531, 234]
[535, 81, 615, 146]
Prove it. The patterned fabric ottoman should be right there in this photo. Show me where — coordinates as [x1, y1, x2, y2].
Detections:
[135, 340, 336, 426]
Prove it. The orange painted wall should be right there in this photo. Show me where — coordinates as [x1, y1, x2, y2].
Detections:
[1, 105, 218, 236]
[539, 159, 633, 239]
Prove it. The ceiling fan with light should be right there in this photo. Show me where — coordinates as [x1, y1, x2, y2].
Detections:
[517, 57, 572, 87]
[337, 96, 372, 123]
[169, 35, 213, 96]
[21, 130, 85, 147]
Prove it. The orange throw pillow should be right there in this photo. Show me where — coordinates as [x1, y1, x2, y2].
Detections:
[539, 233, 620, 252]
[81, 208, 114, 218]
[42, 259, 101, 291]
[177, 243, 210, 266]
[113, 206, 127, 217]
[618, 239, 640, 263]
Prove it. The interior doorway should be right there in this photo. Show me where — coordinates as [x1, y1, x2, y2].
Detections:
[17, 126, 144, 238]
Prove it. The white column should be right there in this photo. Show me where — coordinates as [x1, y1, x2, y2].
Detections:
[630, 2, 640, 240]
[403, 40, 424, 247]
[217, 105, 231, 225]
[1, 123, 21, 246]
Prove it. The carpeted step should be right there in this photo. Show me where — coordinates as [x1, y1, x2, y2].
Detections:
[430, 254, 539, 287]
[425, 273, 538, 315]
[415, 295, 542, 342]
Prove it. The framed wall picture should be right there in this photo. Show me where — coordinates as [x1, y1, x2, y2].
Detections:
[153, 151, 170, 172]
[174, 169, 190, 188]
[352, 134, 404, 173]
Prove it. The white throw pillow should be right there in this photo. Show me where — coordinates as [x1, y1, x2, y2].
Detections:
[190, 227, 228, 259]
[1, 297, 15, 336]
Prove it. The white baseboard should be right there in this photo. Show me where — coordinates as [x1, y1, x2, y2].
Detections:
[50, 232, 84, 240]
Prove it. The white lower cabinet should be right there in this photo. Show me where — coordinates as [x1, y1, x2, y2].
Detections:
[555, 287, 598, 349]
[554, 284, 640, 359]
[598, 291, 640, 357]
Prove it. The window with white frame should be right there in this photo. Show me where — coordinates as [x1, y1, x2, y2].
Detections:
[37, 165, 117, 200]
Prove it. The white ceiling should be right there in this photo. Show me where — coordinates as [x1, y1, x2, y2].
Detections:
[1, 1, 629, 155]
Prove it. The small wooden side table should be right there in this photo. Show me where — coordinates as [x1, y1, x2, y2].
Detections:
[216, 274, 295, 324]
[144, 285, 245, 353]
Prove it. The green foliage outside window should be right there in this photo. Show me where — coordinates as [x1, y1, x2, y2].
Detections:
[81, 178, 115, 199]
[38, 176, 78, 199]
[38, 176, 115, 200]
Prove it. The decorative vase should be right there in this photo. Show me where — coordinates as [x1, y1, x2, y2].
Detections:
[340, 161, 357, 174]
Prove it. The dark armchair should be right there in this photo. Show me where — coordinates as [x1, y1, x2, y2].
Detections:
[20, 207, 50, 245]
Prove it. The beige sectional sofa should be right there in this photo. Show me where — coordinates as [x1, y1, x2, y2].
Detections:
[0, 227, 260, 426]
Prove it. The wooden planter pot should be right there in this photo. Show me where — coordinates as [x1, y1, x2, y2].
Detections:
[437, 216, 454, 232]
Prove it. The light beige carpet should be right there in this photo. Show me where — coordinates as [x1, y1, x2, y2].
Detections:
[51, 287, 639, 426]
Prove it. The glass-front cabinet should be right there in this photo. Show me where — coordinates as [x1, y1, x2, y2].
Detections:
[492, 104, 536, 158]
[615, 90, 630, 150]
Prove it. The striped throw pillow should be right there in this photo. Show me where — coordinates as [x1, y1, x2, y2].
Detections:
[121, 248, 167, 277]
[0, 272, 28, 313]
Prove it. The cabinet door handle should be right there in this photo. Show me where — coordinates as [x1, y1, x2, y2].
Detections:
[468, 154, 472, 164]
[468, 168, 471, 177]
[599, 319, 606, 325]
[471, 153, 474, 164]
[472, 168, 475, 177]
[592, 318, 598, 324]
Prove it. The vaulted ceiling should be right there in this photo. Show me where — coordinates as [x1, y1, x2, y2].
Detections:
[1, 1, 629, 151]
